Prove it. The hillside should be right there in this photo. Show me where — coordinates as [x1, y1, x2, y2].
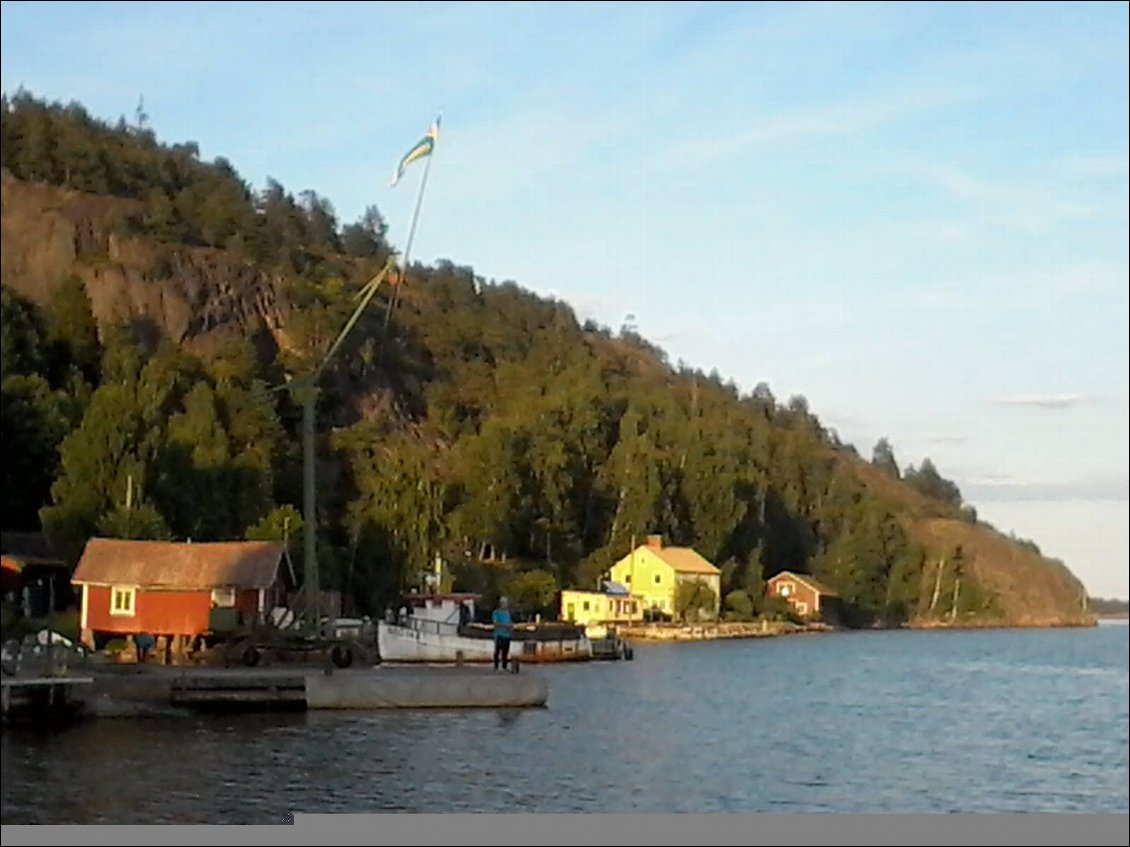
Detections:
[0, 92, 1094, 627]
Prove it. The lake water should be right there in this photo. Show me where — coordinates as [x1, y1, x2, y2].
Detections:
[2, 622, 1127, 822]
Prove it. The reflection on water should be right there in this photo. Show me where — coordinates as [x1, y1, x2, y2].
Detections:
[2, 624, 1127, 821]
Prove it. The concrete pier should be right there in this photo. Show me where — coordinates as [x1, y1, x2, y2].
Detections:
[2, 676, 95, 723]
[305, 666, 546, 709]
[78, 664, 548, 716]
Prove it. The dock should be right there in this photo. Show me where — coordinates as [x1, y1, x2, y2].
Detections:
[2, 675, 95, 723]
[78, 664, 549, 716]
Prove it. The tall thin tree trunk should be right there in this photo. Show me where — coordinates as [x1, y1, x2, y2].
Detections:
[929, 557, 946, 613]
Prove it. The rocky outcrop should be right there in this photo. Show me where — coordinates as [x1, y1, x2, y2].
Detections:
[1, 170, 288, 358]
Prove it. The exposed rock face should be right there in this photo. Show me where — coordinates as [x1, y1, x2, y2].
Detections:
[1, 170, 286, 358]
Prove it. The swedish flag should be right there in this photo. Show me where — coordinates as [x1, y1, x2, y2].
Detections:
[391, 115, 441, 187]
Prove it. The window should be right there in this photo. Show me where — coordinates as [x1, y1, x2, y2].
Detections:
[110, 586, 136, 617]
[624, 574, 632, 584]
[211, 587, 236, 607]
[583, 601, 590, 611]
[654, 574, 662, 584]
[779, 582, 793, 597]
[796, 601, 808, 615]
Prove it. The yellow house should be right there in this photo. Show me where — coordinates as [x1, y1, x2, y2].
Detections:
[609, 535, 722, 620]
[560, 583, 643, 627]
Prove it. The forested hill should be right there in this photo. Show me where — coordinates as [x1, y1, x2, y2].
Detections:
[0, 91, 1094, 628]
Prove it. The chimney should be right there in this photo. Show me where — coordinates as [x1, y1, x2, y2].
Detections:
[646, 534, 663, 550]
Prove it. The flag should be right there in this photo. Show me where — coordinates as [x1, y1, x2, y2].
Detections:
[390, 115, 441, 187]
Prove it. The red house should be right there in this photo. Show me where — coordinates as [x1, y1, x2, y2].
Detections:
[767, 570, 839, 620]
[73, 537, 297, 649]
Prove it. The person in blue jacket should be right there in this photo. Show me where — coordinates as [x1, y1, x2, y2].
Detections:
[492, 596, 513, 671]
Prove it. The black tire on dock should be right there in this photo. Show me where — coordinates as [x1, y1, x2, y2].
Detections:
[331, 644, 354, 669]
[242, 646, 261, 667]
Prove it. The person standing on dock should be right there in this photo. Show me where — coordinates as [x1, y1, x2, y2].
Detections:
[492, 596, 513, 671]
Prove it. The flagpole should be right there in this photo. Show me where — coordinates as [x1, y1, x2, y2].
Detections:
[382, 117, 440, 340]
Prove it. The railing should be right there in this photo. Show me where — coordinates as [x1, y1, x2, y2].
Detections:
[1, 631, 90, 678]
[391, 615, 465, 637]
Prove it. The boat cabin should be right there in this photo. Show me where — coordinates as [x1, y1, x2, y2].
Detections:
[392, 592, 480, 629]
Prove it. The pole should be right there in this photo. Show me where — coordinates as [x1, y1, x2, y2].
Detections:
[303, 384, 320, 636]
[382, 125, 438, 340]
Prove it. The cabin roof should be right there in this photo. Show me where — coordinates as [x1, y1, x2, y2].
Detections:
[769, 570, 839, 597]
[71, 537, 292, 590]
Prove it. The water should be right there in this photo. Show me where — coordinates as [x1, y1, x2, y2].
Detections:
[2, 622, 1127, 821]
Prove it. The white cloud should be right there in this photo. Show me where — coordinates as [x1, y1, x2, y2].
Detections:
[641, 84, 977, 176]
[926, 435, 970, 445]
[885, 162, 1122, 233]
[991, 393, 1089, 409]
[963, 472, 1129, 503]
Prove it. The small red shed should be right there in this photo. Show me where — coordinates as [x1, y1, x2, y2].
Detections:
[72, 537, 297, 649]
[766, 570, 839, 619]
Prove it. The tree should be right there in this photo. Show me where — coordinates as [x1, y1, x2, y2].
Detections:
[341, 205, 389, 259]
[904, 458, 963, 508]
[675, 579, 718, 622]
[1, 374, 71, 530]
[724, 589, 755, 621]
[501, 569, 559, 618]
[871, 437, 900, 479]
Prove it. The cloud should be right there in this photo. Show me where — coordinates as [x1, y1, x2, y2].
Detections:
[643, 84, 976, 175]
[926, 435, 969, 445]
[990, 393, 1089, 409]
[886, 162, 1121, 233]
[963, 473, 1129, 504]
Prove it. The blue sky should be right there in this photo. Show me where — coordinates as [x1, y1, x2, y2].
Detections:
[3, 1, 1127, 599]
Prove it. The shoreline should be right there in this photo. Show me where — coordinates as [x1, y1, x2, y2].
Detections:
[617, 615, 1102, 643]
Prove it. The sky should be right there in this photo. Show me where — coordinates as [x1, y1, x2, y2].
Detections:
[3, 1, 1127, 599]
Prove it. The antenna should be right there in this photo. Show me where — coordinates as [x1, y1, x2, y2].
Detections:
[135, 96, 149, 132]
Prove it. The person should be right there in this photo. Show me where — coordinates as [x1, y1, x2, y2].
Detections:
[134, 632, 156, 663]
[491, 596, 513, 671]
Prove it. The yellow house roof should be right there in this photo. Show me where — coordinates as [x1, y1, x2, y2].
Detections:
[646, 546, 720, 575]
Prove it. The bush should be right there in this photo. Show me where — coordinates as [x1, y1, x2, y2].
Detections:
[724, 590, 755, 621]
[760, 595, 799, 622]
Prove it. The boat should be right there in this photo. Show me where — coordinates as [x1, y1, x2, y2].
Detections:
[376, 593, 595, 664]
[582, 623, 635, 661]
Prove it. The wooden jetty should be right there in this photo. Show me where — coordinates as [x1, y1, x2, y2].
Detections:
[2, 675, 95, 724]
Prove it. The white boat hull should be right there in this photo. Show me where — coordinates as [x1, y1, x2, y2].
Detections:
[376, 621, 593, 664]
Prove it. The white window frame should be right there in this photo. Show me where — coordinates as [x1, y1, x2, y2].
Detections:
[211, 587, 236, 607]
[110, 585, 137, 617]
